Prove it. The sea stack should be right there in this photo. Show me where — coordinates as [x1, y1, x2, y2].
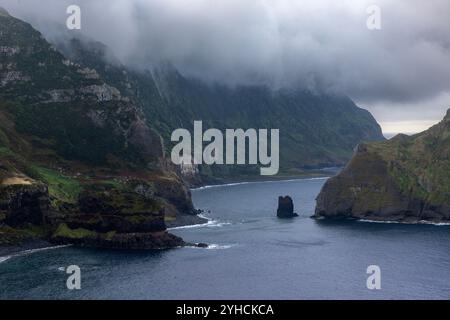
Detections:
[277, 196, 298, 218]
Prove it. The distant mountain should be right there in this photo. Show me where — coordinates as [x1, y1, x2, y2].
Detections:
[315, 109, 450, 223]
[0, 8, 197, 249]
[57, 38, 384, 184]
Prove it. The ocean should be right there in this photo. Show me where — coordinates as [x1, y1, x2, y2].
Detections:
[1, 178, 450, 299]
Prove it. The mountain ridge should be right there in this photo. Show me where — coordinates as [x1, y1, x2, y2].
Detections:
[55, 36, 384, 184]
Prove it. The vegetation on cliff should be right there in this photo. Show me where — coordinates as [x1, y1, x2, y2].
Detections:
[0, 9, 193, 249]
[315, 109, 450, 223]
[57, 37, 384, 183]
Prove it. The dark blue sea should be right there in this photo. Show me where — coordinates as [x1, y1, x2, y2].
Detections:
[1, 178, 450, 299]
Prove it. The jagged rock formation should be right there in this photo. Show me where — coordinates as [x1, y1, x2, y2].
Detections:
[315, 109, 450, 223]
[277, 196, 298, 218]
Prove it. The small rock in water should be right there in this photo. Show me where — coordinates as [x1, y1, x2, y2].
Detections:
[277, 196, 299, 218]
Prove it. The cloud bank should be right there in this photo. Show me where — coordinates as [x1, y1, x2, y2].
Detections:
[1, 0, 450, 124]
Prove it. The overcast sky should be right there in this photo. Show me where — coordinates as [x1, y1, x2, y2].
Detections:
[2, 0, 450, 134]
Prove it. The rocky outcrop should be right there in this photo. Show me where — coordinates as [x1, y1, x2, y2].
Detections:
[0, 173, 191, 249]
[51, 224, 185, 250]
[153, 175, 196, 215]
[47, 182, 165, 231]
[277, 196, 298, 218]
[0, 71, 31, 86]
[314, 109, 450, 223]
[0, 182, 49, 227]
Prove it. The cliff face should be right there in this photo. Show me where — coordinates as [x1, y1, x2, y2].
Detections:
[56, 38, 384, 184]
[137, 66, 385, 181]
[0, 9, 192, 249]
[315, 109, 450, 223]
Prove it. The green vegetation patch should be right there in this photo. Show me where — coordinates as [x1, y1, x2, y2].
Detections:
[366, 127, 450, 206]
[52, 223, 117, 241]
[53, 223, 97, 239]
[27, 166, 82, 206]
[80, 182, 163, 215]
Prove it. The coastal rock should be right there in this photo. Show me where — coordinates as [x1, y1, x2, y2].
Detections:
[67, 191, 165, 233]
[195, 242, 209, 248]
[51, 224, 185, 249]
[314, 109, 450, 223]
[45, 181, 188, 249]
[154, 176, 196, 215]
[0, 182, 49, 227]
[277, 196, 298, 218]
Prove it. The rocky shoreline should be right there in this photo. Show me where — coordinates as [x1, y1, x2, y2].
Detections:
[166, 213, 208, 229]
[313, 215, 450, 225]
[0, 210, 210, 258]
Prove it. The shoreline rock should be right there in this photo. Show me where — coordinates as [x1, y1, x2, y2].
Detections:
[277, 196, 298, 218]
[0, 178, 205, 253]
[51, 224, 185, 250]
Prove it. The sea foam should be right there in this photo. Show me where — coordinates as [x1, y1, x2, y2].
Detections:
[0, 256, 11, 264]
[358, 219, 450, 226]
[205, 244, 236, 250]
[168, 214, 231, 230]
[0, 245, 70, 264]
[191, 177, 328, 191]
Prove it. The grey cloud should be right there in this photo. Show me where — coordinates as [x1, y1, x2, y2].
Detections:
[1, 0, 450, 120]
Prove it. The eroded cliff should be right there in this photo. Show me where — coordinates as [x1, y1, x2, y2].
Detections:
[315, 109, 450, 223]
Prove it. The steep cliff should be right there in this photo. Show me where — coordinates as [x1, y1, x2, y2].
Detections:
[315, 109, 450, 223]
[0, 8, 193, 249]
[55, 38, 384, 184]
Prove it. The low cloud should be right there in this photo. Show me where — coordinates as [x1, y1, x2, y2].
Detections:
[2, 0, 450, 123]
